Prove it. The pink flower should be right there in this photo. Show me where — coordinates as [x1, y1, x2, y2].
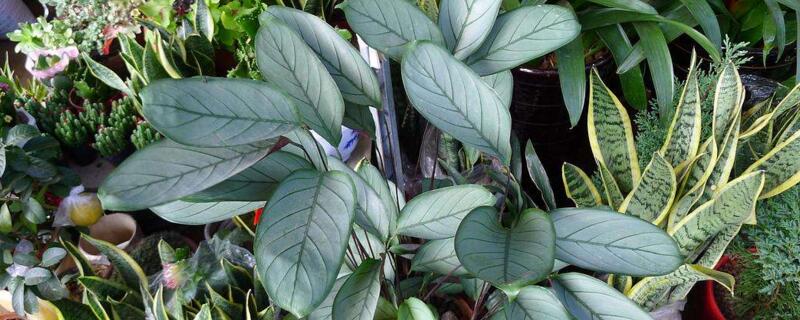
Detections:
[161, 263, 182, 289]
[25, 46, 80, 80]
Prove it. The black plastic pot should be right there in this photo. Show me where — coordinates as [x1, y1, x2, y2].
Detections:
[671, 36, 797, 81]
[511, 54, 614, 206]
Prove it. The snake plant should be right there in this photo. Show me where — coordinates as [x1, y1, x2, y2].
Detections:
[562, 51, 800, 310]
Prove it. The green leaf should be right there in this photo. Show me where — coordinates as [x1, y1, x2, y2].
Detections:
[22, 197, 45, 224]
[492, 285, 571, 320]
[588, 68, 640, 193]
[482, 71, 513, 109]
[0, 203, 11, 234]
[308, 275, 350, 320]
[256, 17, 344, 144]
[402, 41, 512, 163]
[23, 267, 50, 286]
[397, 298, 436, 320]
[556, 35, 586, 128]
[618, 153, 676, 225]
[627, 264, 734, 310]
[327, 157, 394, 240]
[255, 170, 357, 318]
[595, 24, 647, 110]
[98, 139, 274, 211]
[551, 208, 683, 276]
[143, 37, 169, 83]
[343, 104, 376, 139]
[332, 259, 382, 320]
[455, 207, 555, 292]
[284, 129, 329, 171]
[193, 304, 213, 320]
[679, 0, 722, 48]
[264, 7, 382, 106]
[669, 171, 765, 256]
[40, 247, 66, 267]
[357, 162, 399, 229]
[439, 0, 503, 60]
[186, 151, 313, 202]
[0, 146, 6, 177]
[552, 273, 651, 320]
[195, 0, 215, 42]
[340, 0, 444, 61]
[411, 238, 467, 276]
[765, 0, 786, 59]
[86, 291, 111, 320]
[561, 163, 603, 207]
[60, 237, 95, 277]
[632, 22, 674, 120]
[660, 52, 702, 170]
[465, 5, 580, 75]
[743, 129, 800, 199]
[80, 234, 148, 290]
[668, 139, 717, 229]
[598, 162, 625, 210]
[82, 53, 134, 97]
[711, 63, 744, 145]
[151, 200, 264, 225]
[525, 141, 556, 210]
[396, 185, 495, 239]
[78, 276, 131, 300]
[141, 77, 301, 147]
[586, 0, 657, 14]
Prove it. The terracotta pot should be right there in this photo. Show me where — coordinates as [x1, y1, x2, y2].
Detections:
[0, 290, 62, 320]
[700, 255, 730, 320]
[78, 213, 140, 265]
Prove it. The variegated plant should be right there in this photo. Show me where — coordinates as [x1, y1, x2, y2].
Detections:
[562, 51, 800, 310]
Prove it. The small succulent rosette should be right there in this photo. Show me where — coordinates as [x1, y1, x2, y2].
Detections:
[52, 185, 104, 227]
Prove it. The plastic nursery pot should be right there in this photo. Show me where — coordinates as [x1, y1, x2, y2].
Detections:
[0, 290, 63, 320]
[510, 52, 613, 206]
[699, 255, 731, 320]
[670, 36, 797, 81]
[78, 213, 141, 264]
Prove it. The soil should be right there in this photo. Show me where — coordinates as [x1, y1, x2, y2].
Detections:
[713, 256, 755, 320]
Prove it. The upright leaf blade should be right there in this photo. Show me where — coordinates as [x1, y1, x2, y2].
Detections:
[402, 42, 512, 163]
[80, 235, 148, 290]
[660, 51, 702, 170]
[195, 0, 215, 42]
[552, 273, 652, 320]
[679, 0, 722, 48]
[618, 153, 677, 225]
[525, 141, 556, 210]
[141, 77, 301, 147]
[255, 170, 357, 318]
[396, 185, 496, 239]
[439, 0, 503, 60]
[332, 259, 382, 320]
[327, 157, 394, 240]
[632, 22, 674, 120]
[595, 24, 647, 110]
[711, 63, 744, 145]
[743, 130, 800, 198]
[256, 17, 344, 144]
[561, 163, 603, 207]
[556, 36, 586, 127]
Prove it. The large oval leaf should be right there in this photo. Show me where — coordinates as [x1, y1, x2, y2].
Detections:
[482, 71, 513, 109]
[256, 17, 344, 144]
[439, 0, 503, 60]
[98, 139, 274, 211]
[401, 41, 512, 163]
[308, 275, 349, 320]
[327, 157, 394, 240]
[255, 169, 357, 318]
[341, 0, 444, 61]
[465, 5, 580, 75]
[397, 298, 436, 320]
[141, 77, 301, 147]
[551, 273, 652, 320]
[551, 208, 683, 276]
[491, 286, 571, 320]
[455, 207, 555, 291]
[263, 7, 382, 106]
[185, 151, 312, 202]
[396, 185, 495, 239]
[332, 259, 382, 320]
[357, 162, 399, 230]
[618, 153, 676, 225]
[150, 200, 264, 225]
[411, 238, 467, 276]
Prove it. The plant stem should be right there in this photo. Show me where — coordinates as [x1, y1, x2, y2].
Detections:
[470, 282, 489, 320]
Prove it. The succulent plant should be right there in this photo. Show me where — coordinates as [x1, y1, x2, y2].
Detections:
[78, 101, 107, 132]
[131, 120, 162, 150]
[54, 111, 89, 147]
[93, 126, 128, 157]
[107, 98, 137, 132]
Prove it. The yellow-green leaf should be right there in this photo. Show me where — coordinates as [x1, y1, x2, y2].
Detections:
[619, 153, 676, 225]
[561, 163, 602, 207]
[660, 51, 701, 170]
[744, 129, 800, 198]
[627, 264, 734, 310]
[711, 63, 744, 145]
[598, 162, 625, 210]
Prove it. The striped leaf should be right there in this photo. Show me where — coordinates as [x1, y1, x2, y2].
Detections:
[711, 63, 744, 145]
[619, 153, 676, 225]
[255, 170, 357, 318]
[141, 77, 301, 148]
[562, 163, 603, 207]
[256, 17, 344, 144]
[551, 208, 683, 276]
[327, 157, 394, 241]
[455, 207, 555, 292]
[98, 139, 274, 211]
[185, 151, 312, 202]
[151, 200, 264, 225]
[263, 7, 382, 106]
[697, 116, 740, 205]
[482, 71, 513, 109]
[439, 0, 503, 60]
[552, 273, 652, 320]
[627, 264, 733, 310]
[660, 52, 702, 170]
[669, 171, 765, 255]
[492, 285, 571, 320]
[411, 238, 467, 276]
[340, 0, 444, 61]
[588, 68, 640, 193]
[401, 42, 512, 163]
[80, 235, 148, 291]
[598, 162, 625, 210]
[465, 5, 580, 75]
[332, 259, 382, 320]
[744, 130, 800, 198]
[396, 185, 495, 239]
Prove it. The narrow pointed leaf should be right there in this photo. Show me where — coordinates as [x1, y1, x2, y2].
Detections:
[255, 170, 357, 318]
[660, 52, 702, 170]
[465, 5, 580, 75]
[264, 7, 382, 106]
[82, 53, 134, 97]
[551, 208, 683, 276]
[455, 207, 555, 291]
[98, 139, 274, 211]
[698, 117, 740, 205]
[618, 154, 676, 225]
[679, 0, 722, 47]
[402, 42, 512, 163]
[525, 141, 556, 210]
[141, 78, 300, 147]
[552, 273, 652, 320]
[743, 130, 800, 198]
[332, 259, 382, 320]
[411, 238, 467, 276]
[195, 0, 214, 42]
[340, 0, 444, 61]
[712, 63, 744, 144]
[561, 163, 603, 207]
[588, 69, 640, 193]
[632, 22, 674, 120]
[627, 264, 733, 310]
[595, 25, 647, 110]
[397, 185, 495, 239]
[439, 0, 503, 60]
[586, 0, 657, 14]
[492, 285, 571, 320]
[598, 162, 625, 209]
[556, 36, 586, 127]
[80, 235, 148, 290]
[151, 200, 264, 225]
[482, 71, 513, 109]
[256, 18, 344, 144]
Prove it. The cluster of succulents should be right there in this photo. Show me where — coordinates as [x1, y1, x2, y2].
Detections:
[40, 0, 145, 54]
